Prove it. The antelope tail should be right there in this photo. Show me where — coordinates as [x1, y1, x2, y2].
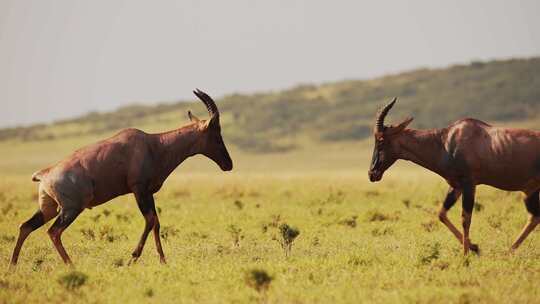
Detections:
[31, 168, 50, 182]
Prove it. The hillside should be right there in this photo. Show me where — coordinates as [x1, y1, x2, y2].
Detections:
[1, 57, 539, 153]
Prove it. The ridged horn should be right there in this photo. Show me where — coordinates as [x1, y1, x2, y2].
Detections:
[375, 97, 397, 132]
[193, 89, 219, 118]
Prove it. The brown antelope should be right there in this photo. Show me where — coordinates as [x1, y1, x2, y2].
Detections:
[368, 98, 540, 255]
[10, 89, 233, 265]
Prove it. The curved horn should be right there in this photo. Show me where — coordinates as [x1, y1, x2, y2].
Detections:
[375, 97, 397, 132]
[193, 89, 219, 117]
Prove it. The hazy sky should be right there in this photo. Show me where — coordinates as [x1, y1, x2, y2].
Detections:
[0, 0, 539, 127]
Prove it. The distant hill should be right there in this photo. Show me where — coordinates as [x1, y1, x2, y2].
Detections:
[2, 57, 539, 153]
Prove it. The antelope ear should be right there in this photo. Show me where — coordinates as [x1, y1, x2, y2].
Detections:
[188, 110, 200, 122]
[388, 117, 414, 134]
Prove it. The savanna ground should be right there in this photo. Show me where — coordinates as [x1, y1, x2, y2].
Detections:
[0, 135, 539, 304]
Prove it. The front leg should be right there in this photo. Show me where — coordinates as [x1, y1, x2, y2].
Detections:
[130, 190, 166, 264]
[438, 187, 479, 253]
[461, 182, 476, 255]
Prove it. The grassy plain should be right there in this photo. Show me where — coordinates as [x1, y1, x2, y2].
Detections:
[0, 132, 539, 304]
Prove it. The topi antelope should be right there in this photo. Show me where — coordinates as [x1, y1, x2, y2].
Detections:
[10, 89, 233, 265]
[368, 98, 540, 254]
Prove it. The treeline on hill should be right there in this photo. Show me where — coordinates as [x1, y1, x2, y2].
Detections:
[1, 57, 539, 153]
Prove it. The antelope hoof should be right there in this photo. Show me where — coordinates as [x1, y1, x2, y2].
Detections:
[128, 257, 139, 266]
[160, 257, 167, 265]
[508, 245, 519, 254]
[469, 243, 480, 255]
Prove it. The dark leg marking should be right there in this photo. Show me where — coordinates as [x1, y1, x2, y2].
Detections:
[525, 191, 540, 217]
[511, 191, 540, 250]
[130, 192, 165, 264]
[442, 187, 460, 210]
[461, 181, 476, 255]
[47, 208, 82, 265]
[462, 181, 475, 214]
[10, 210, 45, 265]
[437, 187, 479, 254]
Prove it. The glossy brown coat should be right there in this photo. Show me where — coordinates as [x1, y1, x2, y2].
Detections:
[369, 99, 540, 254]
[11, 89, 232, 265]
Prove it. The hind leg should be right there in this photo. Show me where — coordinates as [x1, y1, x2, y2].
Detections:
[47, 206, 82, 265]
[10, 188, 59, 265]
[511, 191, 540, 250]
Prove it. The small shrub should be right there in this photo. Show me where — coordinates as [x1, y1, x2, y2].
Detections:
[115, 213, 130, 222]
[269, 214, 281, 228]
[316, 190, 345, 205]
[98, 225, 126, 242]
[338, 216, 357, 228]
[402, 199, 411, 208]
[365, 210, 389, 222]
[58, 271, 88, 290]
[462, 255, 472, 268]
[189, 231, 208, 239]
[364, 209, 400, 222]
[274, 223, 300, 257]
[227, 225, 243, 247]
[32, 259, 44, 272]
[113, 258, 124, 267]
[473, 202, 484, 212]
[144, 288, 154, 297]
[487, 215, 502, 229]
[421, 220, 438, 232]
[245, 269, 272, 293]
[418, 242, 441, 265]
[371, 227, 393, 236]
[348, 256, 374, 267]
[160, 226, 180, 241]
[433, 261, 450, 270]
[234, 200, 244, 210]
[80, 228, 95, 240]
[216, 244, 226, 255]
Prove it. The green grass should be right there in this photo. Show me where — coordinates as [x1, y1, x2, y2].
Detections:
[1, 56, 540, 302]
[1, 136, 539, 303]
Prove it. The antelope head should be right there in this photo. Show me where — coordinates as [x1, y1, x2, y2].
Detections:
[189, 89, 233, 171]
[368, 98, 413, 182]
